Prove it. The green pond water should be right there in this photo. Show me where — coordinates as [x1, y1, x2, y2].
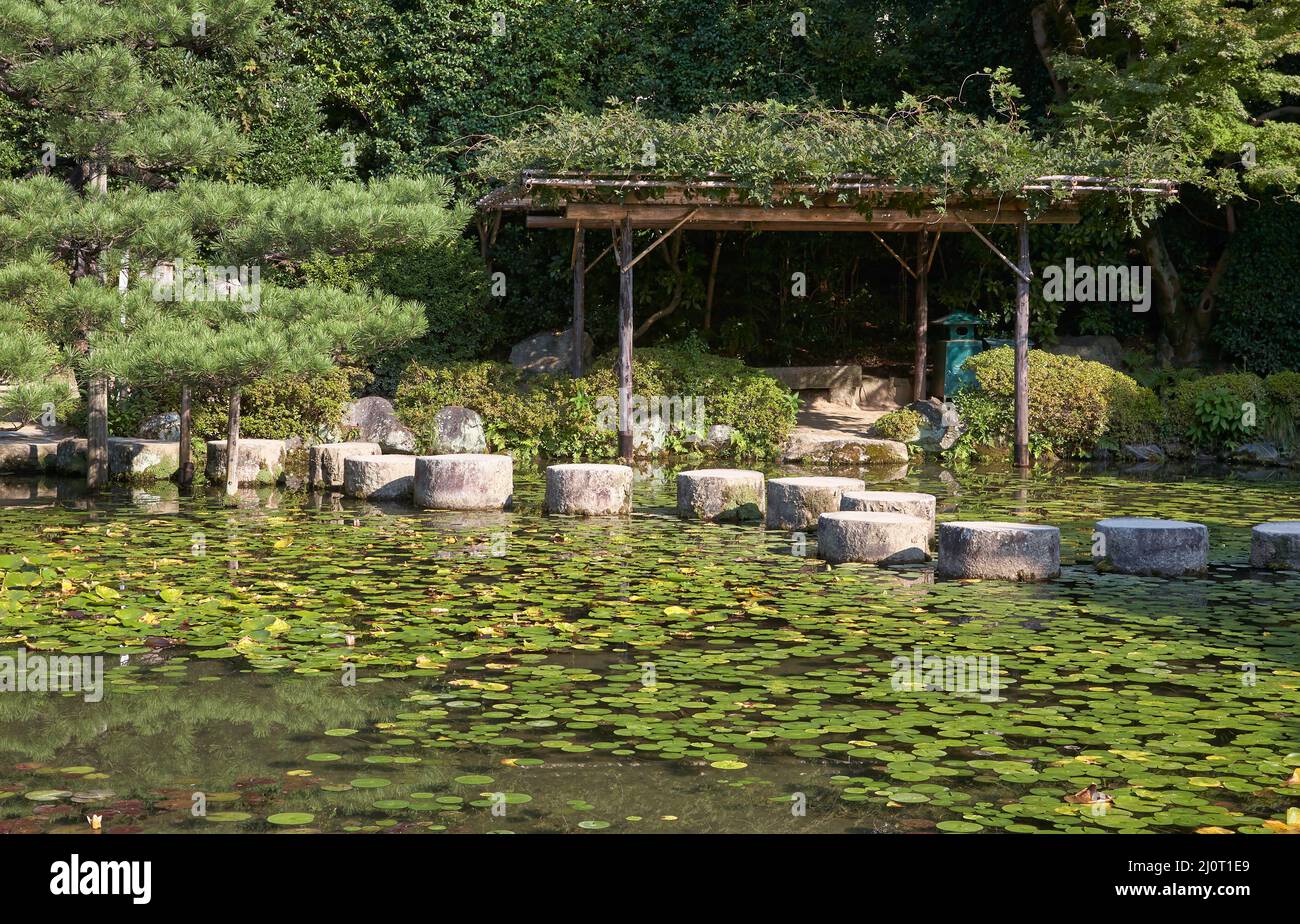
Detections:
[1, 463, 1298, 834]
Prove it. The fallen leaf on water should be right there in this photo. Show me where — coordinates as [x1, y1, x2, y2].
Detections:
[1064, 784, 1113, 805]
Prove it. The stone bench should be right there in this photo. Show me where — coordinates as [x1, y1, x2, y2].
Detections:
[677, 469, 765, 522]
[839, 490, 936, 530]
[544, 463, 633, 516]
[760, 365, 862, 404]
[308, 441, 382, 489]
[0, 437, 61, 474]
[414, 454, 513, 511]
[343, 455, 417, 500]
[817, 511, 930, 565]
[937, 521, 1060, 581]
[205, 438, 286, 486]
[765, 476, 865, 531]
[1250, 521, 1300, 569]
[1093, 517, 1208, 576]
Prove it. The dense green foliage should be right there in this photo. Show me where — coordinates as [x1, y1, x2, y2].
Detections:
[396, 341, 797, 459]
[1213, 203, 1300, 375]
[953, 347, 1161, 459]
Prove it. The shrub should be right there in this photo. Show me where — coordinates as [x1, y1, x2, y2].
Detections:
[1, 379, 77, 428]
[1168, 373, 1267, 449]
[395, 341, 798, 460]
[191, 366, 363, 443]
[1264, 370, 1300, 449]
[954, 347, 1160, 458]
[871, 408, 923, 443]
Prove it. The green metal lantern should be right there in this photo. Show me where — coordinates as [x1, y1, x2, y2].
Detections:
[932, 311, 984, 398]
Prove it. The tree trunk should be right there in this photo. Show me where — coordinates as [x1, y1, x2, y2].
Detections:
[1141, 223, 1208, 365]
[913, 229, 929, 402]
[1014, 221, 1032, 468]
[617, 217, 634, 461]
[178, 385, 193, 488]
[571, 228, 585, 377]
[86, 374, 109, 490]
[703, 233, 722, 332]
[224, 388, 241, 497]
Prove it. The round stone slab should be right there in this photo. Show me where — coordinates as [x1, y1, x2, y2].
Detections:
[937, 521, 1061, 581]
[1093, 517, 1208, 576]
[839, 490, 936, 530]
[817, 511, 930, 565]
[544, 463, 633, 516]
[1250, 521, 1300, 569]
[343, 455, 417, 501]
[765, 476, 866, 531]
[309, 442, 381, 489]
[205, 438, 284, 486]
[414, 454, 513, 511]
[677, 469, 765, 522]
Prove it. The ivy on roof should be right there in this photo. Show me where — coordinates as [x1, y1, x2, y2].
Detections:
[472, 70, 1191, 230]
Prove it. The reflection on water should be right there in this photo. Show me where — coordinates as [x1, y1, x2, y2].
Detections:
[0, 461, 1298, 834]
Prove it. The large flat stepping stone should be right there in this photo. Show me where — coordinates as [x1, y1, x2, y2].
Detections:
[780, 432, 909, 465]
[1250, 521, 1300, 569]
[308, 442, 381, 489]
[108, 438, 180, 481]
[206, 438, 286, 486]
[0, 436, 60, 474]
[343, 455, 417, 500]
[677, 469, 765, 522]
[765, 476, 865, 531]
[817, 511, 930, 565]
[839, 490, 936, 529]
[414, 454, 513, 510]
[545, 463, 632, 516]
[937, 521, 1060, 581]
[49, 437, 180, 481]
[1093, 517, 1208, 576]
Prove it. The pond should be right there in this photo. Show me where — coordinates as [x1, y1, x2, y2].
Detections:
[1, 463, 1298, 834]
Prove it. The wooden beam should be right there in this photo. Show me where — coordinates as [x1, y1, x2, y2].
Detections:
[568, 203, 1077, 226]
[913, 229, 929, 402]
[617, 215, 634, 460]
[1014, 219, 1031, 468]
[870, 232, 917, 279]
[623, 207, 700, 271]
[528, 213, 1080, 232]
[572, 226, 585, 377]
[925, 230, 942, 275]
[959, 217, 1033, 284]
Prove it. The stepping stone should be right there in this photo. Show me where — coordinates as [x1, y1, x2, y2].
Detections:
[308, 442, 382, 489]
[37, 437, 177, 481]
[544, 463, 633, 516]
[677, 469, 765, 522]
[765, 476, 865, 531]
[343, 455, 417, 501]
[1250, 521, 1300, 569]
[1093, 517, 1208, 576]
[108, 438, 180, 481]
[414, 454, 513, 511]
[817, 511, 930, 565]
[205, 438, 286, 486]
[937, 521, 1060, 581]
[839, 490, 936, 530]
[0, 437, 60, 474]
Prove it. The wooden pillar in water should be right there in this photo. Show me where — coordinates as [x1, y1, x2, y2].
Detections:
[1014, 220, 1031, 468]
[571, 227, 585, 377]
[912, 229, 929, 402]
[617, 215, 634, 460]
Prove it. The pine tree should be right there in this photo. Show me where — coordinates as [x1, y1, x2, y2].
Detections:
[92, 175, 466, 494]
[0, 2, 469, 490]
[0, 0, 265, 485]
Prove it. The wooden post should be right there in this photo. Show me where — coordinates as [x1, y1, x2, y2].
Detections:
[178, 385, 194, 488]
[617, 216, 634, 460]
[571, 227, 585, 377]
[1014, 220, 1031, 468]
[225, 388, 241, 496]
[86, 375, 109, 490]
[912, 229, 929, 402]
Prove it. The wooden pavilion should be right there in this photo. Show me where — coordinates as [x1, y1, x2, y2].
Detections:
[478, 172, 1177, 466]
